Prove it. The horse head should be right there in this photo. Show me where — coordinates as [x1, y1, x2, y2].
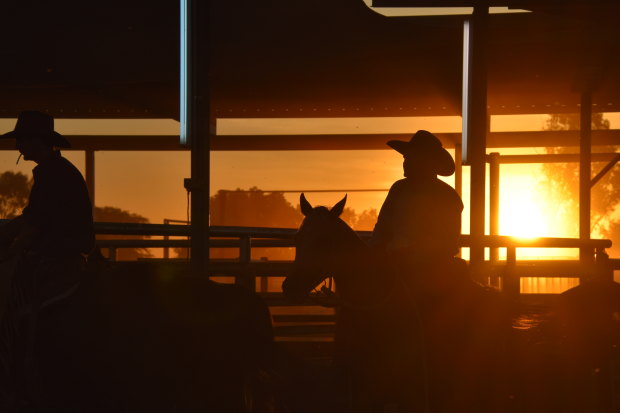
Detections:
[282, 193, 356, 300]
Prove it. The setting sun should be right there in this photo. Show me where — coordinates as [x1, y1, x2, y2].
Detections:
[501, 196, 548, 239]
[498, 167, 551, 239]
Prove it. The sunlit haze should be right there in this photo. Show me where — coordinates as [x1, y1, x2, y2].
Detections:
[1, 114, 618, 264]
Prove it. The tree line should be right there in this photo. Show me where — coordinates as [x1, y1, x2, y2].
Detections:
[0, 171, 151, 261]
[0, 177, 378, 261]
[541, 113, 619, 257]
[179, 188, 378, 260]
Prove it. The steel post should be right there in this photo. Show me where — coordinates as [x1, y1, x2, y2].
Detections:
[183, 0, 211, 277]
[454, 144, 463, 198]
[489, 152, 500, 263]
[462, 6, 489, 270]
[85, 149, 95, 208]
[579, 92, 593, 270]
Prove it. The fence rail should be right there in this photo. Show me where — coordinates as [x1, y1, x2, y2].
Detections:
[91, 222, 617, 296]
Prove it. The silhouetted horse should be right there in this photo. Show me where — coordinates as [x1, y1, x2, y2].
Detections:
[282, 194, 512, 413]
[3, 259, 279, 412]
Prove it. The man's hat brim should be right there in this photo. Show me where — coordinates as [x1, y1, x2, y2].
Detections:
[2, 130, 71, 148]
[387, 138, 455, 176]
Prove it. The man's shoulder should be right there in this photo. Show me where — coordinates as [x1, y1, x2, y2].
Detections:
[433, 178, 464, 207]
[54, 156, 83, 177]
[389, 178, 409, 191]
[35, 155, 85, 185]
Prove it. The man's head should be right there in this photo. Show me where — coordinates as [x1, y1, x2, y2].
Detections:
[2, 111, 71, 163]
[386, 130, 455, 178]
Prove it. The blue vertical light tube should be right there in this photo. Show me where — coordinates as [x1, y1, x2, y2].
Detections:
[180, 0, 189, 145]
[461, 19, 470, 163]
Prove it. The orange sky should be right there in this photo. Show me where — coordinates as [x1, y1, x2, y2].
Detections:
[0, 114, 618, 255]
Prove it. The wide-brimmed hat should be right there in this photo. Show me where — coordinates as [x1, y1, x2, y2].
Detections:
[387, 130, 455, 176]
[2, 111, 71, 148]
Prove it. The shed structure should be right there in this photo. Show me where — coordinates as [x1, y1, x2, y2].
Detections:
[1, 0, 619, 276]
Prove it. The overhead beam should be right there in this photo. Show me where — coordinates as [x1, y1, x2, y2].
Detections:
[485, 152, 618, 164]
[0, 130, 616, 151]
[372, 0, 508, 6]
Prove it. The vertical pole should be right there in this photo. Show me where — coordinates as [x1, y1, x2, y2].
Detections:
[454, 144, 463, 198]
[505, 246, 519, 298]
[454, 144, 463, 258]
[163, 218, 170, 259]
[237, 235, 255, 290]
[579, 91, 593, 276]
[85, 149, 95, 208]
[489, 152, 500, 263]
[183, 0, 211, 276]
[462, 6, 489, 271]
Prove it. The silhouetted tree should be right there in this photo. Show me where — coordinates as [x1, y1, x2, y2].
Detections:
[354, 208, 379, 231]
[176, 188, 381, 260]
[205, 188, 302, 261]
[210, 188, 302, 228]
[0, 170, 151, 260]
[541, 113, 619, 255]
[339, 206, 378, 231]
[339, 207, 358, 229]
[95, 206, 153, 261]
[0, 171, 31, 219]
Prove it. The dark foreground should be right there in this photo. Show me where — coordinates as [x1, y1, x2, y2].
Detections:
[21, 262, 620, 412]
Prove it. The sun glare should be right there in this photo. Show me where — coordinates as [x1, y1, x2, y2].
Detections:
[500, 184, 549, 239]
[501, 200, 547, 238]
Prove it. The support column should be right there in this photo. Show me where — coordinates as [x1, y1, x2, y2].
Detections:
[579, 91, 593, 268]
[455, 144, 463, 258]
[462, 6, 489, 270]
[489, 152, 500, 263]
[454, 144, 463, 198]
[85, 149, 95, 208]
[183, 0, 211, 277]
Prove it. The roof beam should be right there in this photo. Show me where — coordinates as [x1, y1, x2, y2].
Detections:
[0, 130, 616, 151]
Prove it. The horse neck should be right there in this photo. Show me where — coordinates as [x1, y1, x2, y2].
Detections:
[329, 220, 373, 287]
[331, 219, 367, 258]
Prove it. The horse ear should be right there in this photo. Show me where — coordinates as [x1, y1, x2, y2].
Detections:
[330, 195, 347, 217]
[300, 193, 313, 216]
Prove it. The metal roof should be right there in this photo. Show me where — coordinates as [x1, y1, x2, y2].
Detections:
[2, 0, 620, 147]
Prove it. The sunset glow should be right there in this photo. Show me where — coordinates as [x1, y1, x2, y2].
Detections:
[500, 195, 548, 239]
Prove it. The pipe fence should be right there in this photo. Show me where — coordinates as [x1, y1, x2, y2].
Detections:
[93, 222, 617, 296]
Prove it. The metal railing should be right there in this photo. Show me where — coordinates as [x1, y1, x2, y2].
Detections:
[93, 222, 617, 296]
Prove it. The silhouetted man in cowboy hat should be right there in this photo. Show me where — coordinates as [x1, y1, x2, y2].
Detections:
[371, 130, 464, 291]
[0, 111, 94, 405]
[0, 110, 94, 266]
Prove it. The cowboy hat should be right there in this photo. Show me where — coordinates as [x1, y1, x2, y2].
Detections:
[387, 130, 455, 176]
[2, 111, 71, 148]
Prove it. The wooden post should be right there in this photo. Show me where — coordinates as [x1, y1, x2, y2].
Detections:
[85, 149, 95, 208]
[579, 91, 594, 281]
[163, 218, 170, 259]
[489, 152, 500, 263]
[237, 235, 255, 290]
[454, 144, 463, 198]
[504, 246, 519, 298]
[109, 247, 117, 262]
[455, 144, 463, 258]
